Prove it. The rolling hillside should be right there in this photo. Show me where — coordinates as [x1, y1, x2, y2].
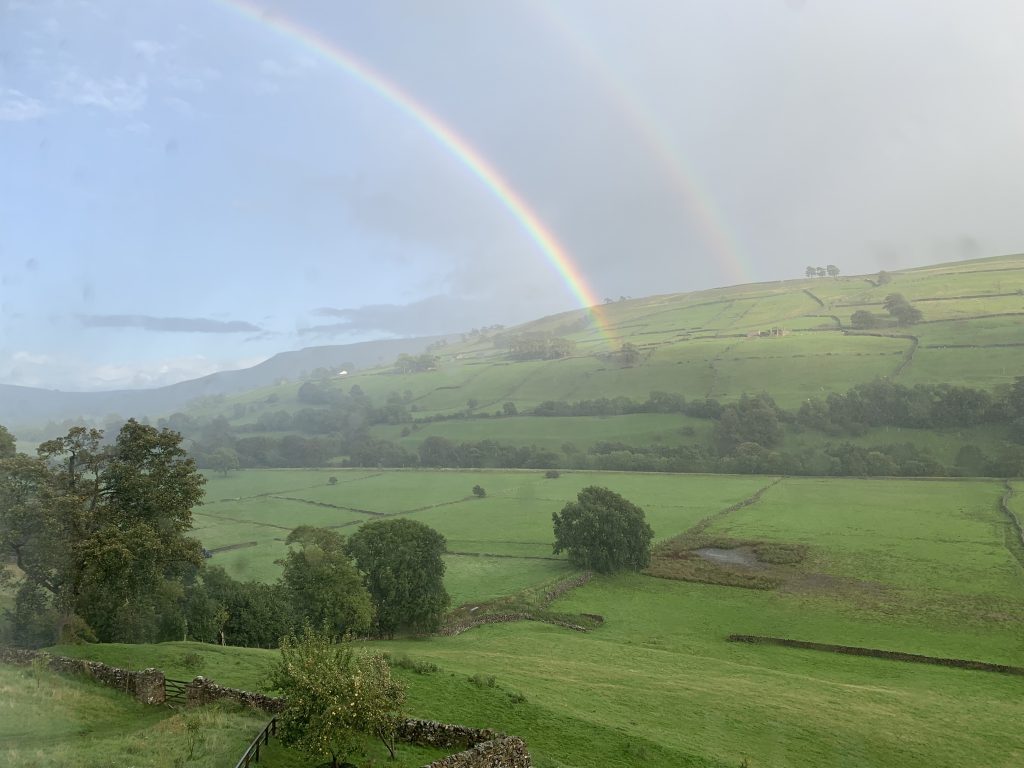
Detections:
[154, 254, 1024, 477]
[201, 254, 1024, 414]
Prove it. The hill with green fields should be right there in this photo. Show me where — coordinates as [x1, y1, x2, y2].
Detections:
[149, 254, 1024, 478]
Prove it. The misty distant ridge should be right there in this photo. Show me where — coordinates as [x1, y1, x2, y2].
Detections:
[0, 336, 446, 429]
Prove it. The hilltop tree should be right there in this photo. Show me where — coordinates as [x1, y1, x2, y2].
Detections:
[552, 486, 653, 573]
[0, 421, 205, 646]
[805, 266, 816, 278]
[815, 267, 826, 278]
[346, 519, 449, 637]
[826, 264, 840, 278]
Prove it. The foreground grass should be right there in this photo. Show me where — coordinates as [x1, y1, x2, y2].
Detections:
[0, 664, 268, 768]
[0, 658, 445, 768]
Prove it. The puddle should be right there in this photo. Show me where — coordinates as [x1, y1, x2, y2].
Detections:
[694, 546, 763, 568]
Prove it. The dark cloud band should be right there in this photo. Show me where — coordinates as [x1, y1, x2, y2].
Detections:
[80, 314, 262, 333]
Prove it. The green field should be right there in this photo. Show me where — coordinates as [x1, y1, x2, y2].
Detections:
[196, 469, 767, 602]
[92, 468, 1017, 767]
[0, 664, 268, 768]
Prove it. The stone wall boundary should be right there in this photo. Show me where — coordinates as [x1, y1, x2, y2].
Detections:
[1, 648, 533, 766]
[727, 635, 1024, 675]
[0, 647, 165, 704]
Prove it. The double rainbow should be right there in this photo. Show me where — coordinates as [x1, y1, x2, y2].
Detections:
[217, 0, 613, 342]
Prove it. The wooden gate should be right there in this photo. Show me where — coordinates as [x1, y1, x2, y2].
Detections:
[165, 678, 189, 705]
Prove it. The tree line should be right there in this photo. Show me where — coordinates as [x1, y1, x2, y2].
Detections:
[123, 373, 1024, 479]
[0, 421, 449, 648]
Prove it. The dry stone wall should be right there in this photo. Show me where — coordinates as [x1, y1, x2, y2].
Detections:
[0, 647, 165, 704]
[423, 736, 531, 768]
[0, 648, 532, 766]
[185, 676, 285, 711]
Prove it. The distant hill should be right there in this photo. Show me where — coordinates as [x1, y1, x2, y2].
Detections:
[0, 336, 446, 429]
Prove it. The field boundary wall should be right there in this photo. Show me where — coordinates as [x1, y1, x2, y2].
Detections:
[998, 481, 1024, 570]
[0, 648, 532, 767]
[726, 635, 1024, 675]
[0, 647, 165, 703]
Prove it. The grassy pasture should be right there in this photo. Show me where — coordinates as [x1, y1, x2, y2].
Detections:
[196, 469, 767, 601]
[916, 316, 1024, 346]
[0, 664, 272, 768]
[899, 345, 1023, 389]
[45, 470, 1024, 767]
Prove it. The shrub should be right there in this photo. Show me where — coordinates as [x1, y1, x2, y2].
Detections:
[468, 673, 496, 688]
[387, 654, 439, 675]
[181, 652, 205, 671]
[472, 484, 486, 497]
[544, 470, 561, 479]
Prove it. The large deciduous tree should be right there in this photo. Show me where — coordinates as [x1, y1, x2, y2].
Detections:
[346, 519, 449, 637]
[552, 486, 653, 574]
[279, 526, 374, 639]
[0, 420, 205, 645]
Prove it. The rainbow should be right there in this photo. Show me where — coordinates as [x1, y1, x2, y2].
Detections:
[531, 3, 752, 285]
[215, 0, 614, 342]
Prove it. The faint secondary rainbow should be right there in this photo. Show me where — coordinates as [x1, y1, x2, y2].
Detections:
[215, 0, 614, 342]
[531, 2, 752, 285]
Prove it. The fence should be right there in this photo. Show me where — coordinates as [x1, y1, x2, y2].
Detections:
[233, 717, 277, 768]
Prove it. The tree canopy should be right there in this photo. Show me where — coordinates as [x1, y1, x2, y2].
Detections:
[279, 526, 374, 639]
[346, 519, 449, 637]
[552, 486, 654, 574]
[270, 623, 406, 767]
[0, 420, 205, 645]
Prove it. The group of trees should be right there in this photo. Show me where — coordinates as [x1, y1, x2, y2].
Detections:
[340, 377, 1024, 477]
[393, 353, 440, 374]
[498, 332, 577, 360]
[271, 484, 652, 767]
[805, 265, 840, 278]
[0, 421, 206, 646]
[0, 421, 450, 647]
[850, 293, 923, 328]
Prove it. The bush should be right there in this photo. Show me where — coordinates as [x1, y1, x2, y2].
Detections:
[468, 673, 496, 688]
[472, 484, 486, 497]
[181, 652, 205, 671]
[544, 470, 561, 479]
[387, 654, 440, 675]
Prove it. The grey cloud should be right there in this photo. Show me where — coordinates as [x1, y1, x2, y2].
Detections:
[80, 315, 262, 333]
[302, 296, 501, 338]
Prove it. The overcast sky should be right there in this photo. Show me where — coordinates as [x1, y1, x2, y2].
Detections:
[2, 0, 1023, 390]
